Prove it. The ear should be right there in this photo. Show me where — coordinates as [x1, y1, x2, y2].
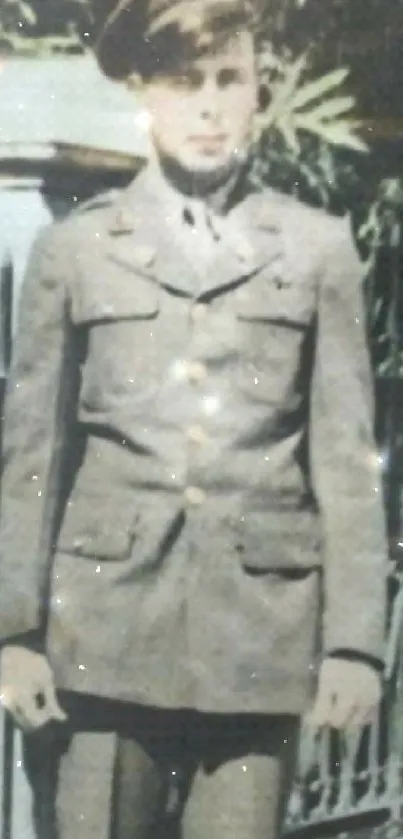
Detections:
[257, 81, 271, 112]
[134, 79, 151, 112]
[126, 72, 144, 93]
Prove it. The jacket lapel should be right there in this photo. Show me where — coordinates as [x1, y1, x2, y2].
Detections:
[103, 166, 287, 299]
[194, 190, 285, 297]
[105, 167, 202, 295]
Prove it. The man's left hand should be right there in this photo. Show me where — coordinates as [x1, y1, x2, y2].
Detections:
[306, 658, 382, 730]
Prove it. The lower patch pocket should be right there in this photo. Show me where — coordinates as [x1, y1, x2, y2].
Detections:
[56, 496, 139, 561]
[235, 510, 322, 572]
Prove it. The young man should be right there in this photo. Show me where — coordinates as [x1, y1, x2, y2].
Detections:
[0, 1, 387, 838]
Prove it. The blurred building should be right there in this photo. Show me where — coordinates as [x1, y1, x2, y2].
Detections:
[0, 53, 148, 320]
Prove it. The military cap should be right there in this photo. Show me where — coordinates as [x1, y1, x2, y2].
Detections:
[94, 0, 262, 80]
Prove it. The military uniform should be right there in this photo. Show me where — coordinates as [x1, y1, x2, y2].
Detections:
[0, 160, 387, 837]
[0, 161, 386, 705]
[0, 0, 388, 835]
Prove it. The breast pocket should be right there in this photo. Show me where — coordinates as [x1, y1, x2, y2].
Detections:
[234, 270, 316, 403]
[72, 273, 163, 408]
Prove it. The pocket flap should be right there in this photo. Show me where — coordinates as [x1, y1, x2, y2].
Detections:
[235, 509, 322, 571]
[56, 495, 139, 560]
[235, 269, 314, 326]
[72, 271, 159, 325]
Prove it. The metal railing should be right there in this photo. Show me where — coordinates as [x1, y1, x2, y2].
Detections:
[286, 563, 403, 833]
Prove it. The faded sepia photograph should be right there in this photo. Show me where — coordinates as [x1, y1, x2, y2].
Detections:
[0, 2, 402, 839]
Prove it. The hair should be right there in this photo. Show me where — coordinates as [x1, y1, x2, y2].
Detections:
[137, 0, 261, 80]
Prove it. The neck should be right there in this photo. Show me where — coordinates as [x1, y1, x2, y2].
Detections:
[151, 151, 250, 215]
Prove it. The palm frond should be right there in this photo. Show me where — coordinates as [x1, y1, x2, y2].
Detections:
[260, 51, 367, 154]
[294, 116, 367, 151]
[290, 68, 350, 110]
[276, 117, 300, 153]
[19, 1, 37, 25]
[262, 54, 307, 126]
[293, 95, 355, 122]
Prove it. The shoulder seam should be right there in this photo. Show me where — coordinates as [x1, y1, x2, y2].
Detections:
[73, 188, 120, 216]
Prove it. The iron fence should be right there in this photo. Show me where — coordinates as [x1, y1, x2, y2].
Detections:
[286, 562, 403, 833]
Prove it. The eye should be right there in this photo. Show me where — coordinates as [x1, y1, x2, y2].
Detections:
[171, 69, 202, 89]
[217, 68, 243, 87]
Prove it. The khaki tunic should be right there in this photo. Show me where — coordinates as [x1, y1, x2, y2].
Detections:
[0, 164, 388, 714]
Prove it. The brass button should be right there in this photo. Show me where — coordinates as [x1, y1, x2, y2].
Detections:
[132, 245, 156, 268]
[190, 303, 208, 323]
[187, 424, 209, 445]
[184, 486, 207, 506]
[186, 361, 208, 383]
[235, 239, 255, 264]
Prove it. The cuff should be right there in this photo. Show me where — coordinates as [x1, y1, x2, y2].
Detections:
[327, 648, 384, 674]
[1, 630, 44, 655]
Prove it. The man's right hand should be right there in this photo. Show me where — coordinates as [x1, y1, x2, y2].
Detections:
[0, 645, 67, 731]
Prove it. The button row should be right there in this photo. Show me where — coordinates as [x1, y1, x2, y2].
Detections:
[183, 486, 207, 506]
[186, 361, 208, 383]
[186, 424, 209, 445]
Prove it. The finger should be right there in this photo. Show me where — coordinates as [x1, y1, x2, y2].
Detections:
[337, 704, 366, 732]
[306, 690, 334, 728]
[328, 696, 356, 730]
[7, 701, 45, 732]
[0, 685, 16, 713]
[7, 704, 29, 731]
[41, 684, 68, 723]
[348, 703, 378, 730]
[0, 691, 32, 729]
[16, 691, 52, 731]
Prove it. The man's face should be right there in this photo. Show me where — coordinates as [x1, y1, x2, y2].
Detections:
[141, 31, 258, 176]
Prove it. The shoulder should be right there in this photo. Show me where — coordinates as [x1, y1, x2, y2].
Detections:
[72, 187, 122, 219]
[255, 186, 360, 274]
[31, 187, 123, 266]
[24, 188, 123, 287]
[247, 186, 363, 294]
[260, 185, 353, 245]
[64, 186, 123, 238]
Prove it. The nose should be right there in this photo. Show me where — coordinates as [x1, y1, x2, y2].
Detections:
[199, 79, 221, 121]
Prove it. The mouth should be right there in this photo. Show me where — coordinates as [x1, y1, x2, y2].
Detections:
[188, 134, 227, 150]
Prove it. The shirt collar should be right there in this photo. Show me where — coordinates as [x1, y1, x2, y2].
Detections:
[144, 153, 244, 224]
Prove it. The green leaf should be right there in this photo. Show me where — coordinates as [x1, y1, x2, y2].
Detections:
[290, 67, 350, 110]
[261, 89, 285, 127]
[20, 1, 38, 25]
[294, 116, 368, 151]
[269, 54, 307, 114]
[299, 95, 355, 121]
[277, 117, 301, 153]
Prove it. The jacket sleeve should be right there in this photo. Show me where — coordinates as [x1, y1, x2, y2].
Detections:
[0, 226, 76, 643]
[310, 215, 388, 663]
